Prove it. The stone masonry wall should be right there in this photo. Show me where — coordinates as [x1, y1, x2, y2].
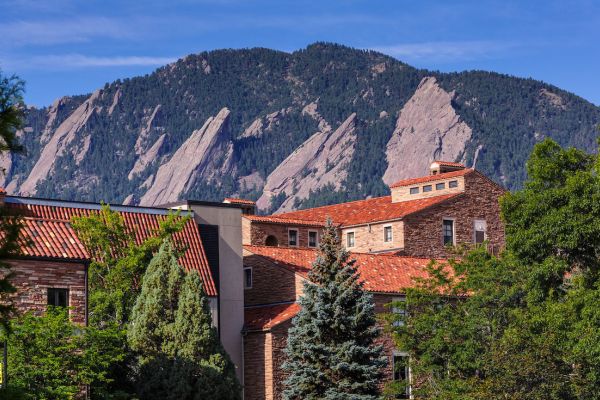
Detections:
[245, 220, 322, 248]
[402, 172, 505, 258]
[341, 220, 405, 253]
[243, 251, 304, 306]
[6, 259, 87, 324]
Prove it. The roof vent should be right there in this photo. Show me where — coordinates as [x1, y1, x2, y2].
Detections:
[430, 161, 466, 175]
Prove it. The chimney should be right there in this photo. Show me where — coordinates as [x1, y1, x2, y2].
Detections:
[430, 161, 466, 175]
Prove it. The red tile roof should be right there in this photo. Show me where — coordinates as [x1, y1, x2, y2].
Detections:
[244, 214, 325, 227]
[244, 302, 301, 331]
[18, 218, 90, 260]
[432, 160, 466, 168]
[244, 245, 443, 293]
[389, 169, 473, 188]
[5, 197, 217, 296]
[224, 198, 256, 205]
[263, 193, 461, 227]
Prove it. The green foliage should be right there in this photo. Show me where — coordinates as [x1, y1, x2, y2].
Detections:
[71, 204, 190, 327]
[128, 240, 240, 400]
[387, 139, 600, 399]
[2, 308, 126, 400]
[283, 220, 385, 399]
[0, 72, 25, 154]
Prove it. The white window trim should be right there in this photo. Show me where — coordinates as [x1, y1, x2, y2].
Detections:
[383, 224, 393, 243]
[392, 350, 411, 399]
[346, 230, 356, 248]
[392, 296, 405, 327]
[307, 230, 319, 248]
[473, 219, 487, 243]
[243, 267, 252, 289]
[442, 217, 456, 246]
[287, 228, 299, 247]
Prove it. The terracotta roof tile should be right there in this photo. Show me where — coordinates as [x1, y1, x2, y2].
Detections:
[432, 160, 466, 168]
[389, 169, 473, 188]
[243, 214, 324, 227]
[244, 302, 301, 331]
[224, 198, 256, 205]
[16, 218, 90, 260]
[6, 199, 217, 296]
[266, 193, 461, 227]
[244, 245, 443, 293]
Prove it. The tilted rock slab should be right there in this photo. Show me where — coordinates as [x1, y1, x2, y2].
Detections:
[257, 113, 357, 213]
[139, 107, 233, 206]
[382, 76, 472, 185]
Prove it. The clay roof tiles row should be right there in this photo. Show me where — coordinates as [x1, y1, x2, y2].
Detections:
[389, 168, 473, 188]
[5, 198, 217, 296]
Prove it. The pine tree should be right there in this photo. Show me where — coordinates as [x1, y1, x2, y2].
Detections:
[283, 220, 385, 400]
[128, 240, 240, 400]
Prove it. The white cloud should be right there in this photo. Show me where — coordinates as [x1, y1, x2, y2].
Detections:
[1, 54, 178, 70]
[372, 41, 516, 62]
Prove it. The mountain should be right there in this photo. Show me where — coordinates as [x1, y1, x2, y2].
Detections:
[5, 43, 600, 212]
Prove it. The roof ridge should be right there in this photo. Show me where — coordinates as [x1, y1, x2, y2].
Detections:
[389, 168, 474, 188]
[274, 195, 392, 218]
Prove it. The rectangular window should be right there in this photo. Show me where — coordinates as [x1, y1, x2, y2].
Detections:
[474, 220, 487, 244]
[423, 185, 432, 192]
[47, 288, 69, 308]
[392, 297, 406, 327]
[443, 219, 455, 246]
[436, 182, 445, 190]
[244, 267, 252, 289]
[409, 187, 419, 195]
[308, 231, 318, 248]
[346, 231, 355, 248]
[384, 226, 393, 243]
[288, 229, 298, 246]
[449, 180, 458, 188]
[392, 353, 410, 399]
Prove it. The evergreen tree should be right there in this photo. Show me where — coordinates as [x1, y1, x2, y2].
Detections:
[128, 240, 240, 400]
[283, 220, 385, 400]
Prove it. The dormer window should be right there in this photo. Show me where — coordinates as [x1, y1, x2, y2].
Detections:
[423, 185, 432, 192]
[409, 187, 419, 194]
[436, 182, 445, 190]
[449, 180, 458, 188]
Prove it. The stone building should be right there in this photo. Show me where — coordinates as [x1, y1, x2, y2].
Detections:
[243, 161, 506, 257]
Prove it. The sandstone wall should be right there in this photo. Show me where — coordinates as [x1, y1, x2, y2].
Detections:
[341, 220, 404, 253]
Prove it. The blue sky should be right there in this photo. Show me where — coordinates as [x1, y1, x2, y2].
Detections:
[1, 0, 599, 107]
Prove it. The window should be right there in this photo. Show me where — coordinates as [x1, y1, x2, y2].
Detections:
[423, 185, 432, 192]
[346, 231, 355, 248]
[288, 229, 298, 246]
[392, 297, 406, 327]
[409, 187, 419, 195]
[443, 219, 455, 246]
[449, 180, 458, 188]
[384, 225, 393, 243]
[308, 230, 318, 248]
[47, 288, 69, 308]
[244, 267, 252, 289]
[474, 220, 487, 244]
[392, 353, 410, 399]
[436, 182, 445, 190]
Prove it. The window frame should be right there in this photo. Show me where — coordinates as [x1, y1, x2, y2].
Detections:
[383, 224, 393, 243]
[448, 180, 458, 188]
[243, 267, 252, 289]
[422, 184, 433, 192]
[474, 219, 487, 244]
[346, 231, 355, 248]
[409, 187, 419, 195]
[435, 182, 445, 190]
[442, 218, 456, 246]
[392, 351, 411, 399]
[308, 230, 319, 248]
[47, 288, 69, 308]
[391, 296, 406, 327]
[288, 228, 299, 247]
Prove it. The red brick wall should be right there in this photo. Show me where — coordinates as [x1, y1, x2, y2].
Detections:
[243, 252, 303, 306]
[6, 259, 87, 324]
[402, 172, 505, 258]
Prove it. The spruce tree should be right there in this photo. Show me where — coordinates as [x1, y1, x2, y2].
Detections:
[283, 220, 385, 400]
[128, 240, 241, 400]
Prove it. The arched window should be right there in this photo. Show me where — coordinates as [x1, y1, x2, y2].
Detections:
[265, 235, 278, 247]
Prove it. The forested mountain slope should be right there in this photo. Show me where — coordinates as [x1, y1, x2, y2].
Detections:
[5, 43, 599, 212]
